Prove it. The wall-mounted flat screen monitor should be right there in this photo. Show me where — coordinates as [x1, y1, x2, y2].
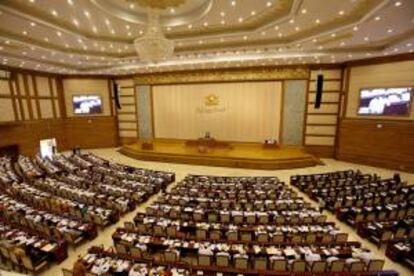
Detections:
[73, 95, 102, 115]
[357, 87, 412, 116]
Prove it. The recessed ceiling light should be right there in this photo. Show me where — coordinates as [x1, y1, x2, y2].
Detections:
[331, 33, 336, 37]
[261, 31, 266, 35]
[221, 20, 225, 25]
[238, 17, 243, 22]
[105, 19, 110, 25]
[243, 35, 248, 40]
[395, 1, 402, 7]
[126, 25, 130, 30]
[73, 19, 79, 27]
[127, 32, 132, 36]
[67, 0, 73, 6]
[301, 9, 307, 14]
[274, 25, 279, 30]
[57, 31, 62, 36]
[387, 29, 393, 33]
[111, 29, 115, 34]
[406, 43, 412, 47]
[188, 24, 192, 29]
[92, 26, 97, 33]
[295, 26, 300, 31]
[251, 11, 256, 16]
[315, 19, 320, 24]
[338, 10, 344, 16]
[266, 1, 272, 7]
[278, 32, 283, 37]
[231, 1, 236, 6]
[84, 10, 90, 17]
[289, 19, 294, 24]
[51, 10, 58, 16]
[364, 37, 369, 41]
[170, 8, 175, 14]
[353, 26, 359, 31]
[30, 22, 36, 27]
[312, 38, 317, 43]
[340, 41, 345, 46]
[22, 30, 27, 35]
[203, 22, 208, 27]
[139, 30, 143, 35]
[375, 16, 381, 21]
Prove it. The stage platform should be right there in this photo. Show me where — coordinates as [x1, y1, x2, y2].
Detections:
[119, 139, 322, 170]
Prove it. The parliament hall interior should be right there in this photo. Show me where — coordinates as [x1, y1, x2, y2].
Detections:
[0, 0, 414, 275]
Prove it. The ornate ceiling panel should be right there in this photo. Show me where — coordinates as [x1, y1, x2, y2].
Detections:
[0, 0, 412, 75]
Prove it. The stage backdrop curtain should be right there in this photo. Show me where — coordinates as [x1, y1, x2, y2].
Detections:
[152, 81, 282, 142]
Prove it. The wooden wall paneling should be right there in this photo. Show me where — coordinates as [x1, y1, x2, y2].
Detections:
[14, 74, 25, 120]
[8, 79, 18, 121]
[22, 74, 34, 120]
[149, 85, 155, 139]
[32, 75, 42, 119]
[55, 77, 66, 119]
[48, 77, 57, 119]
[337, 119, 414, 172]
[64, 116, 118, 149]
[302, 73, 311, 146]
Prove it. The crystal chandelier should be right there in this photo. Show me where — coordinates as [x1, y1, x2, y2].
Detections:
[134, 11, 174, 62]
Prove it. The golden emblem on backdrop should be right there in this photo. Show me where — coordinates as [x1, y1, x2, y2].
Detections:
[205, 94, 219, 106]
[127, 0, 187, 9]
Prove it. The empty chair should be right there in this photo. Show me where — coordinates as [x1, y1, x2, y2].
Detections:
[226, 230, 238, 241]
[335, 233, 348, 242]
[258, 214, 269, 224]
[349, 261, 365, 272]
[164, 250, 178, 262]
[216, 253, 230, 267]
[311, 260, 326, 272]
[220, 212, 230, 223]
[154, 225, 166, 236]
[166, 225, 177, 238]
[321, 233, 333, 243]
[130, 247, 142, 258]
[196, 229, 207, 240]
[306, 233, 316, 243]
[291, 260, 306, 272]
[240, 232, 252, 242]
[394, 228, 406, 239]
[254, 257, 267, 270]
[198, 254, 211, 266]
[115, 243, 128, 254]
[367, 259, 385, 272]
[234, 215, 244, 224]
[369, 230, 392, 248]
[210, 230, 221, 240]
[124, 221, 134, 230]
[330, 260, 345, 272]
[246, 214, 256, 224]
[257, 232, 268, 243]
[272, 233, 284, 243]
[272, 259, 287, 271]
[234, 254, 248, 269]
[208, 213, 218, 222]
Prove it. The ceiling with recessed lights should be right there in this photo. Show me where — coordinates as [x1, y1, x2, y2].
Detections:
[0, 0, 413, 75]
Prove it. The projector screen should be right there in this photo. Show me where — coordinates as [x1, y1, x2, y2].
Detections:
[357, 87, 412, 116]
[73, 95, 103, 115]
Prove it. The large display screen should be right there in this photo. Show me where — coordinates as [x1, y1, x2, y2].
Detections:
[358, 87, 412, 116]
[73, 95, 103, 115]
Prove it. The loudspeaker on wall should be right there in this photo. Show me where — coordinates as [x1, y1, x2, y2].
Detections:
[314, 74, 324, 109]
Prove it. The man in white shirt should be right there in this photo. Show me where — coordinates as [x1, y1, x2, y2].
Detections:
[305, 252, 321, 264]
